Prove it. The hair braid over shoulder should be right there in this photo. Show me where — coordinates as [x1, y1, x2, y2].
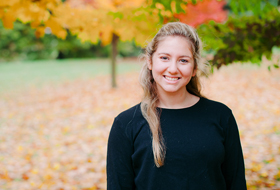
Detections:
[139, 22, 208, 167]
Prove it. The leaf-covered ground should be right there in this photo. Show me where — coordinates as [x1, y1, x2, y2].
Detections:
[0, 62, 279, 190]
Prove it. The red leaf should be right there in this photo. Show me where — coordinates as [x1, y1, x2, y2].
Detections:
[174, 0, 228, 28]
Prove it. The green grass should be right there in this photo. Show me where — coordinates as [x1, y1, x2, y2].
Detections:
[0, 58, 142, 94]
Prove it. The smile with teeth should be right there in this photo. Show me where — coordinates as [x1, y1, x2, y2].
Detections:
[164, 76, 180, 81]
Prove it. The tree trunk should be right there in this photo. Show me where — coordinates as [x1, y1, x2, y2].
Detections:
[111, 33, 119, 88]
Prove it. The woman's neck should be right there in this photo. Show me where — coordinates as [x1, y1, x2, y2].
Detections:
[157, 89, 200, 109]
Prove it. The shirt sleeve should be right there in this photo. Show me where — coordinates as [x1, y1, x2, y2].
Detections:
[107, 117, 135, 190]
[221, 111, 247, 190]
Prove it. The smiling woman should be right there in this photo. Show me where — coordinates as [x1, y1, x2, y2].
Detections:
[148, 36, 197, 108]
[107, 22, 247, 190]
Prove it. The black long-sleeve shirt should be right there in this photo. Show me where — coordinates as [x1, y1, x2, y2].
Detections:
[107, 97, 247, 190]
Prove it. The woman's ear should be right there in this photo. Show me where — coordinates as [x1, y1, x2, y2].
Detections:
[192, 66, 197, 77]
[147, 58, 152, 70]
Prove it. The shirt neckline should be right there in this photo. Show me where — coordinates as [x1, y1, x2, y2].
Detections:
[158, 97, 203, 111]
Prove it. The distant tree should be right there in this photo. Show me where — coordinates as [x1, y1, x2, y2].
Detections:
[2, 0, 277, 86]
[162, 0, 280, 69]
[194, 0, 280, 69]
[0, 0, 188, 87]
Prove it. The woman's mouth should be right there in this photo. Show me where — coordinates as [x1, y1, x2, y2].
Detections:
[164, 76, 181, 81]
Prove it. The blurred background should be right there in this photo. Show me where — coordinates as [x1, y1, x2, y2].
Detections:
[0, 0, 279, 189]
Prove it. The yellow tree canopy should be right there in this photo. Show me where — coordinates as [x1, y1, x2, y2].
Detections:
[0, 0, 179, 46]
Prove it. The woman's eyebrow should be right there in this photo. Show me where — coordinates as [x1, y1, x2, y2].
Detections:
[180, 55, 192, 59]
[158, 53, 192, 59]
[158, 52, 170, 55]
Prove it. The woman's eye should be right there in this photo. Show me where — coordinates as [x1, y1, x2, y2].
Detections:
[180, 59, 188, 63]
[160, 56, 168, 60]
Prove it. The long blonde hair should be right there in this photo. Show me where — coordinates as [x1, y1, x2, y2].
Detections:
[139, 22, 208, 167]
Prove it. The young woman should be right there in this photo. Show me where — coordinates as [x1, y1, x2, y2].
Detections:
[107, 22, 247, 190]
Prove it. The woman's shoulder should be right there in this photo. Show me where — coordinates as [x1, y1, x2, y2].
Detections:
[200, 97, 232, 115]
[115, 103, 144, 126]
[112, 103, 147, 139]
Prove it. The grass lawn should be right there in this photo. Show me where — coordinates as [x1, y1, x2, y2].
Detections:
[0, 58, 142, 94]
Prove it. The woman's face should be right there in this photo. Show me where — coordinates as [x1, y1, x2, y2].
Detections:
[148, 36, 196, 96]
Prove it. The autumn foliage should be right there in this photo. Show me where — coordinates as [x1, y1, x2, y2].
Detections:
[0, 0, 228, 46]
[0, 0, 160, 46]
[174, 0, 227, 27]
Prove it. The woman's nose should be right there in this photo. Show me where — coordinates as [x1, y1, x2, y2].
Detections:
[167, 60, 178, 74]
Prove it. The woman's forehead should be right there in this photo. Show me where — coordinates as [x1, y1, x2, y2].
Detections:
[155, 36, 193, 57]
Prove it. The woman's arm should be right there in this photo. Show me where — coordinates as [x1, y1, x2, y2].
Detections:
[107, 118, 135, 190]
[221, 112, 247, 190]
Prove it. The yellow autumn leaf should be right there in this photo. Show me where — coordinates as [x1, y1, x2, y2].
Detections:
[53, 163, 60, 170]
[96, 0, 145, 11]
[162, 10, 172, 17]
[44, 174, 52, 180]
[155, 2, 165, 10]
[45, 18, 67, 39]
[171, 1, 177, 13]
[2, 10, 16, 29]
[35, 27, 46, 38]
[16, 1, 50, 23]
[252, 163, 263, 172]
[88, 30, 100, 44]
[17, 145, 23, 152]
[30, 20, 41, 28]
[0, 9, 4, 18]
[100, 25, 114, 46]
[56, 30, 67, 39]
[77, 32, 90, 43]
[0, 0, 17, 7]
[260, 171, 268, 178]
[31, 169, 38, 174]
